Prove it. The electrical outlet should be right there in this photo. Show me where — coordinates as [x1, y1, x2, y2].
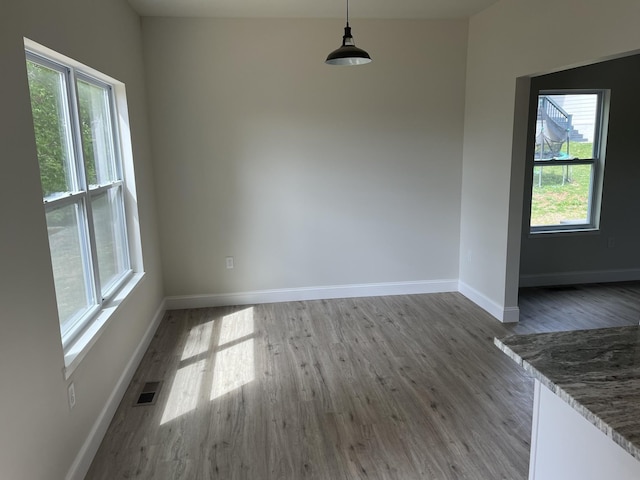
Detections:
[226, 256, 234, 269]
[68, 382, 76, 410]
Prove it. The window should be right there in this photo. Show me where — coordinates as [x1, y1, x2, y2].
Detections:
[529, 90, 608, 233]
[26, 47, 134, 353]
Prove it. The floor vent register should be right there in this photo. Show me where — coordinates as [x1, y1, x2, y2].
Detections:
[134, 381, 162, 406]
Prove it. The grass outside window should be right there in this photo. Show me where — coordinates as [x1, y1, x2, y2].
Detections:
[530, 142, 593, 227]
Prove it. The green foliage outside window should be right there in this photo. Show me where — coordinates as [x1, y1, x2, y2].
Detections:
[27, 61, 98, 198]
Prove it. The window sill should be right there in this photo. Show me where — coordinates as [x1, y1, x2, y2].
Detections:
[63, 272, 145, 380]
[529, 228, 600, 238]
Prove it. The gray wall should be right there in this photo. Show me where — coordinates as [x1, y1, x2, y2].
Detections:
[520, 55, 640, 286]
[0, 1, 163, 478]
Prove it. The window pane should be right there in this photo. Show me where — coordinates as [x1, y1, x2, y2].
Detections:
[536, 93, 599, 161]
[26, 60, 76, 199]
[77, 78, 117, 187]
[46, 203, 93, 333]
[530, 164, 593, 227]
[92, 188, 128, 294]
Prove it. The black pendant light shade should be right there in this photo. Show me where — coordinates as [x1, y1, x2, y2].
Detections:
[325, 0, 371, 66]
[325, 25, 372, 65]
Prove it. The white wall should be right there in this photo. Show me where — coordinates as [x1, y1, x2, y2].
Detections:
[143, 18, 468, 300]
[0, 1, 163, 479]
[461, 0, 640, 317]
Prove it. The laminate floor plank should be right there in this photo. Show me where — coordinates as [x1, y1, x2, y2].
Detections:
[86, 283, 640, 479]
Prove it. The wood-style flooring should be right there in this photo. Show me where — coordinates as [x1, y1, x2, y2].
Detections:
[85, 282, 640, 479]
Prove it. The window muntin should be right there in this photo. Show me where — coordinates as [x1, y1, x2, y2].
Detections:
[26, 52, 131, 346]
[530, 91, 606, 232]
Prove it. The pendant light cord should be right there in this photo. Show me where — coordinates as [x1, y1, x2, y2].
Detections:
[346, 0, 349, 26]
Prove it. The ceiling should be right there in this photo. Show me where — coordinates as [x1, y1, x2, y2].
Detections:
[126, 0, 500, 19]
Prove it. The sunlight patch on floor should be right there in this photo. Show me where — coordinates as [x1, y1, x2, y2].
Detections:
[219, 307, 254, 344]
[211, 307, 255, 400]
[160, 358, 206, 425]
[160, 308, 256, 424]
[181, 319, 214, 361]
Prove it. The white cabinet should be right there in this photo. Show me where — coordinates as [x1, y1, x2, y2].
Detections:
[529, 380, 640, 480]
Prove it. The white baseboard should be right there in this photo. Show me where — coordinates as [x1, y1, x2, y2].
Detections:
[165, 279, 459, 310]
[458, 281, 520, 323]
[65, 299, 166, 480]
[519, 268, 640, 288]
[502, 306, 521, 323]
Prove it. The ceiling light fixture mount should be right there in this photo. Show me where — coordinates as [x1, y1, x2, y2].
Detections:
[325, 0, 371, 66]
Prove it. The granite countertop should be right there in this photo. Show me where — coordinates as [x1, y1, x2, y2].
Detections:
[495, 326, 640, 461]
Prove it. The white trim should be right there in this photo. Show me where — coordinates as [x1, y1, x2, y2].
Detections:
[63, 273, 145, 379]
[519, 268, 640, 288]
[25, 37, 123, 87]
[458, 281, 520, 323]
[65, 299, 166, 480]
[502, 306, 521, 323]
[165, 279, 459, 310]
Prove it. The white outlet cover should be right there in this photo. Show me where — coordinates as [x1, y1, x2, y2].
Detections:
[68, 382, 76, 409]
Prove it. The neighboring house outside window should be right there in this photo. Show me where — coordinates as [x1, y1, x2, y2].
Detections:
[529, 90, 609, 233]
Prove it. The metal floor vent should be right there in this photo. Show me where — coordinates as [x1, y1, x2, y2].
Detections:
[134, 381, 162, 406]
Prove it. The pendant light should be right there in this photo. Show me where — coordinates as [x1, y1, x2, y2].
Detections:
[325, 0, 371, 66]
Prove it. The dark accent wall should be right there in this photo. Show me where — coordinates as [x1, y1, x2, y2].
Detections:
[520, 54, 640, 285]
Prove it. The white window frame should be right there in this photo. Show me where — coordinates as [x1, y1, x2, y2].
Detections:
[530, 89, 609, 234]
[25, 39, 144, 378]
